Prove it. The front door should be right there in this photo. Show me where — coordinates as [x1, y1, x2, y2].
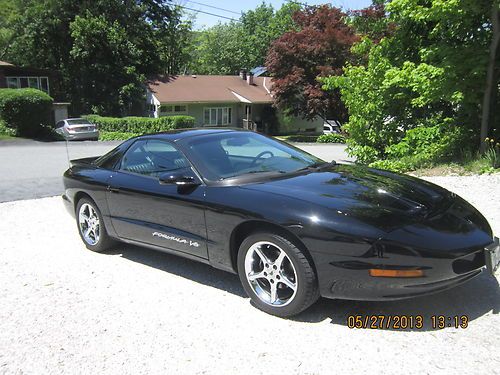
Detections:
[106, 139, 208, 259]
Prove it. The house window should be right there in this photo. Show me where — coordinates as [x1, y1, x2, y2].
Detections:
[5, 76, 50, 94]
[160, 104, 187, 113]
[6, 77, 18, 88]
[147, 104, 157, 112]
[204, 107, 232, 126]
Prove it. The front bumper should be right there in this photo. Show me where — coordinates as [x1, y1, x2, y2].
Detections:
[316, 197, 495, 301]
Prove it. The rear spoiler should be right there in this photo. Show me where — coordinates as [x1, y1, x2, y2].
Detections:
[70, 156, 99, 167]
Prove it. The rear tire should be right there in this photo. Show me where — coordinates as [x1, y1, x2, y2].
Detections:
[76, 198, 113, 252]
[237, 232, 319, 317]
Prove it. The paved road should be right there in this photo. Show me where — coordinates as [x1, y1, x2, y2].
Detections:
[0, 139, 352, 202]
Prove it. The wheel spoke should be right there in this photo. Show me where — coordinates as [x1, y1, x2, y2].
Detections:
[275, 250, 286, 269]
[254, 246, 269, 265]
[84, 226, 92, 238]
[79, 212, 89, 223]
[248, 271, 266, 281]
[279, 273, 296, 291]
[269, 282, 278, 304]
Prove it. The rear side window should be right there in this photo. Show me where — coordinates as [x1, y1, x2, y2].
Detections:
[56, 121, 65, 128]
[120, 139, 191, 177]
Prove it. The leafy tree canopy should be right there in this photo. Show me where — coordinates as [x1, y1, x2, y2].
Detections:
[191, 1, 301, 75]
[266, 5, 357, 121]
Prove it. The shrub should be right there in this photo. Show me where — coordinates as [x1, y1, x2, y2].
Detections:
[368, 124, 464, 172]
[99, 131, 141, 141]
[0, 89, 53, 137]
[278, 135, 319, 143]
[317, 133, 346, 143]
[0, 120, 16, 137]
[83, 115, 195, 134]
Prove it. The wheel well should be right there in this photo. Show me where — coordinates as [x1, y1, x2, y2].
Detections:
[229, 220, 316, 274]
[73, 191, 93, 212]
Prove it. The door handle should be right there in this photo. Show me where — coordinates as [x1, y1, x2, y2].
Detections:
[107, 186, 120, 193]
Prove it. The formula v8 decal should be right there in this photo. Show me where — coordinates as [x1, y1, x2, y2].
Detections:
[152, 231, 200, 247]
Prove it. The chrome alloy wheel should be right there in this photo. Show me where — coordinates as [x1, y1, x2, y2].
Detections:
[244, 241, 298, 307]
[78, 203, 100, 246]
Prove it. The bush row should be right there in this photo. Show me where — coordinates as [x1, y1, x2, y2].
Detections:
[99, 131, 141, 141]
[316, 133, 346, 143]
[83, 114, 195, 134]
[0, 88, 53, 137]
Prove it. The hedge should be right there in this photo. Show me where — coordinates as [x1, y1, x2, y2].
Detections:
[0, 88, 53, 137]
[83, 114, 195, 134]
[99, 131, 141, 141]
[317, 133, 346, 143]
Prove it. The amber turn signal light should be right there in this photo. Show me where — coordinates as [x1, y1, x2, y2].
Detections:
[369, 269, 424, 278]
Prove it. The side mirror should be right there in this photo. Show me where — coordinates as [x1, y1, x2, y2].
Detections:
[159, 171, 200, 186]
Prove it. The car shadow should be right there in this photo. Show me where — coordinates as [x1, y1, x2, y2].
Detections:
[107, 243, 499, 331]
[107, 243, 247, 298]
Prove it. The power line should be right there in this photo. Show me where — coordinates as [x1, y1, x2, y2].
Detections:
[184, 0, 241, 15]
[168, 1, 240, 22]
[180, 5, 239, 21]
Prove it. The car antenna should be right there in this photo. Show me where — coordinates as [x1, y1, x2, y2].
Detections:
[65, 138, 71, 168]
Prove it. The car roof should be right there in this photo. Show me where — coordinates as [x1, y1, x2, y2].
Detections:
[138, 127, 249, 142]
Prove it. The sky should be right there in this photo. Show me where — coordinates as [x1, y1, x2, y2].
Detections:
[176, 0, 373, 29]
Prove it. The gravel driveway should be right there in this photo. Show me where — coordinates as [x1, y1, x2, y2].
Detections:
[0, 174, 499, 375]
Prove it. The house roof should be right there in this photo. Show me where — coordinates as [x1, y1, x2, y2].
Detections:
[147, 75, 274, 104]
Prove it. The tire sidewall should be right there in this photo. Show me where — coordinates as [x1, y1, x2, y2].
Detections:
[237, 232, 315, 317]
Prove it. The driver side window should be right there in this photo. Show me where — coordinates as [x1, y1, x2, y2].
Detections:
[120, 139, 190, 177]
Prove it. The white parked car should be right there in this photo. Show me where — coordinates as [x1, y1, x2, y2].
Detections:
[55, 118, 99, 141]
[323, 120, 342, 134]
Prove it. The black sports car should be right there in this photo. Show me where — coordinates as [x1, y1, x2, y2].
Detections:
[63, 129, 500, 317]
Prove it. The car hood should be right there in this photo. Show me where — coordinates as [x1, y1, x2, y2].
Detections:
[240, 164, 455, 231]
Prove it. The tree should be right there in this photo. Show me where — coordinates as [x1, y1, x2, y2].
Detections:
[2, 0, 189, 115]
[0, 0, 21, 59]
[191, 2, 301, 75]
[480, 1, 500, 153]
[322, 0, 499, 163]
[266, 5, 357, 121]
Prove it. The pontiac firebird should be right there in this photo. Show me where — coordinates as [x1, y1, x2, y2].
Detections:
[62, 129, 499, 317]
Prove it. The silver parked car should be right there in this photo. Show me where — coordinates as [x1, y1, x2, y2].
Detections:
[55, 118, 99, 141]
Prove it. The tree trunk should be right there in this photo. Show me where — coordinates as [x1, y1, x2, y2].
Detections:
[480, 2, 500, 153]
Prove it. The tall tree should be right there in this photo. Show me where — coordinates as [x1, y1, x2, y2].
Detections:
[480, 0, 500, 153]
[2, 0, 190, 115]
[266, 5, 357, 121]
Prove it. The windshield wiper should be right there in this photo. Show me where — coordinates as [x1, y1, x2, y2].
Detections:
[295, 161, 333, 172]
[221, 170, 286, 180]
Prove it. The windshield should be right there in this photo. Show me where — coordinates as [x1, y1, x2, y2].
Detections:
[182, 132, 325, 181]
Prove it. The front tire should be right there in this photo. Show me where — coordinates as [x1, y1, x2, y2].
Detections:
[76, 198, 113, 252]
[237, 232, 319, 317]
